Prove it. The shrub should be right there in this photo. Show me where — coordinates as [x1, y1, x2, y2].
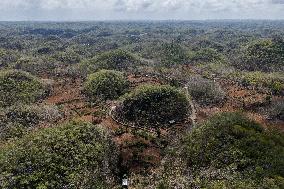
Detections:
[0, 105, 62, 140]
[241, 71, 267, 86]
[3, 105, 61, 127]
[266, 100, 284, 121]
[81, 49, 140, 72]
[123, 42, 187, 67]
[84, 70, 129, 101]
[150, 112, 284, 188]
[4, 106, 40, 127]
[53, 50, 81, 64]
[183, 112, 283, 182]
[0, 121, 27, 141]
[236, 71, 284, 95]
[0, 49, 20, 68]
[14, 56, 58, 76]
[188, 48, 225, 64]
[0, 121, 118, 188]
[238, 39, 284, 72]
[117, 85, 190, 127]
[187, 76, 226, 106]
[158, 43, 188, 67]
[53, 65, 85, 79]
[270, 81, 284, 95]
[0, 70, 47, 107]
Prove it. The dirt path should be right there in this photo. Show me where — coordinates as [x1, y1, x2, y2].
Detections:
[184, 86, 197, 128]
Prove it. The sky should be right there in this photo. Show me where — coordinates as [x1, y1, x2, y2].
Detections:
[0, 0, 284, 21]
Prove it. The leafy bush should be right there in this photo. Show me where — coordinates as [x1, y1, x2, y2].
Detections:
[147, 112, 284, 188]
[2, 105, 61, 127]
[130, 171, 284, 189]
[0, 122, 27, 142]
[266, 100, 284, 121]
[53, 64, 86, 79]
[187, 76, 226, 106]
[81, 49, 140, 72]
[182, 112, 284, 185]
[0, 121, 118, 188]
[239, 38, 284, 72]
[197, 61, 235, 77]
[0, 105, 62, 140]
[271, 81, 284, 95]
[153, 66, 192, 87]
[14, 56, 58, 76]
[84, 69, 129, 101]
[158, 43, 188, 67]
[188, 48, 225, 64]
[0, 48, 20, 68]
[3, 106, 40, 127]
[117, 85, 190, 127]
[53, 50, 81, 64]
[0, 70, 47, 107]
[232, 71, 284, 95]
[241, 71, 269, 86]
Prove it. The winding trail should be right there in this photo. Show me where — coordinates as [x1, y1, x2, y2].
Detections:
[184, 86, 197, 128]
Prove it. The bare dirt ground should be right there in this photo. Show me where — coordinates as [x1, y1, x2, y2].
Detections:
[42, 77, 97, 123]
[194, 78, 284, 130]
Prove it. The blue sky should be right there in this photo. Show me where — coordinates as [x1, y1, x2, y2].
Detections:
[0, 0, 284, 21]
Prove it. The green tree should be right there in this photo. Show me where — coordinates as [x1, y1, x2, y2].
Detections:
[159, 43, 187, 67]
[188, 48, 225, 64]
[54, 50, 81, 64]
[153, 113, 284, 188]
[240, 39, 284, 71]
[117, 85, 190, 127]
[0, 121, 118, 189]
[81, 50, 139, 72]
[0, 70, 47, 107]
[183, 112, 284, 184]
[84, 69, 129, 101]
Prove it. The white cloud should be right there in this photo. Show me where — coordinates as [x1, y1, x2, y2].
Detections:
[272, 0, 284, 4]
[0, 0, 283, 20]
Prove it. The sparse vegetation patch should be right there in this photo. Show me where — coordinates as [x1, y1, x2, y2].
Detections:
[187, 76, 226, 106]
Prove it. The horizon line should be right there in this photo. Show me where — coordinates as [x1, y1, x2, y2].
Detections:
[1, 18, 284, 22]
